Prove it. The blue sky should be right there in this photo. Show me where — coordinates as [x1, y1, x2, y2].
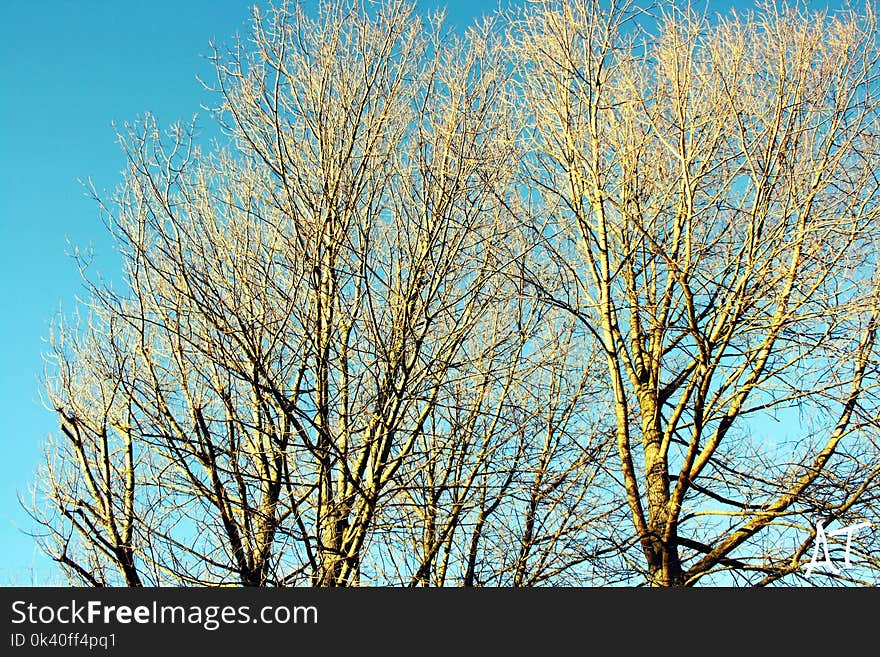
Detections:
[0, 0, 851, 585]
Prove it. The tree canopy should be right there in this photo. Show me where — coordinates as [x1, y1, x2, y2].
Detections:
[30, 0, 880, 586]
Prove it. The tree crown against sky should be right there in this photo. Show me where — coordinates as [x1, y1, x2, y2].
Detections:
[28, 0, 880, 586]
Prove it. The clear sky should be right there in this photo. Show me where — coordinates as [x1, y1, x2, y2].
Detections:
[0, 0, 848, 585]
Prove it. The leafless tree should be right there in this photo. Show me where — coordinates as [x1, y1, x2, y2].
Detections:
[30, 0, 880, 588]
[513, 0, 880, 585]
[29, 0, 620, 587]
